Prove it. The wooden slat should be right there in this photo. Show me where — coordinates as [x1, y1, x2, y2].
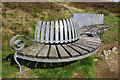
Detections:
[62, 45, 80, 57]
[82, 37, 101, 43]
[45, 21, 50, 43]
[84, 39, 101, 44]
[49, 45, 58, 58]
[78, 38, 100, 46]
[57, 45, 70, 58]
[37, 45, 49, 58]
[63, 19, 68, 43]
[86, 41, 101, 45]
[86, 39, 101, 43]
[60, 20, 63, 43]
[67, 44, 88, 55]
[41, 21, 46, 43]
[66, 18, 71, 42]
[37, 21, 42, 42]
[85, 41, 100, 46]
[50, 21, 54, 43]
[17, 45, 37, 56]
[26, 44, 44, 57]
[75, 41, 98, 49]
[69, 18, 75, 41]
[55, 21, 59, 43]
[72, 43, 94, 52]
[84, 37, 101, 41]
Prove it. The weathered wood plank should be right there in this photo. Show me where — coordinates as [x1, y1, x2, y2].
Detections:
[37, 45, 49, 58]
[85, 42, 100, 46]
[49, 45, 58, 58]
[77, 39, 100, 46]
[62, 45, 80, 57]
[67, 44, 88, 55]
[17, 44, 37, 56]
[86, 40, 101, 44]
[57, 45, 70, 58]
[78, 38, 100, 45]
[72, 43, 94, 52]
[75, 42, 98, 49]
[82, 36, 101, 41]
[26, 44, 44, 57]
[80, 37, 101, 44]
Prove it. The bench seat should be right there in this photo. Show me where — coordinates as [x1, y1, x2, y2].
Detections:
[10, 13, 105, 74]
[16, 36, 101, 63]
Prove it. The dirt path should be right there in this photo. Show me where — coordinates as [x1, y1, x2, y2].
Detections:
[95, 42, 118, 78]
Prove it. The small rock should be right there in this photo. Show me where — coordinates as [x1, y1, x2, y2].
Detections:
[105, 60, 108, 63]
[103, 50, 109, 56]
[94, 58, 98, 62]
[110, 58, 112, 60]
[110, 68, 114, 71]
[108, 50, 111, 53]
[112, 47, 117, 53]
[105, 57, 108, 60]
[111, 61, 115, 63]
[114, 51, 118, 53]
[107, 63, 110, 66]
[98, 53, 101, 55]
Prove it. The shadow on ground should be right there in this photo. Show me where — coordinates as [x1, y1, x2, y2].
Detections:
[2, 54, 76, 69]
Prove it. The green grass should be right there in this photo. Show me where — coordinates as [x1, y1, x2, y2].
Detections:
[2, 2, 119, 78]
[101, 14, 118, 44]
[2, 54, 96, 78]
[94, 56, 103, 66]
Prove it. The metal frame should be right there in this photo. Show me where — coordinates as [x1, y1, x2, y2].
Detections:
[14, 47, 100, 74]
[10, 13, 105, 74]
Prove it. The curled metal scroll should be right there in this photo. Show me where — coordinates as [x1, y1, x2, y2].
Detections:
[80, 26, 104, 37]
[91, 28, 104, 37]
[10, 35, 31, 50]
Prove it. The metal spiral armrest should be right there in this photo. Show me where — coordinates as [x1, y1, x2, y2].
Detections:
[90, 28, 104, 37]
[10, 35, 33, 51]
[80, 26, 104, 37]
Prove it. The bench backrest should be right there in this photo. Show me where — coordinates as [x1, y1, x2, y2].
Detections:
[35, 17, 79, 43]
[72, 13, 104, 29]
[35, 13, 104, 43]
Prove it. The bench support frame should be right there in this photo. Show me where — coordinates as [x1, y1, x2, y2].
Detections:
[14, 47, 100, 74]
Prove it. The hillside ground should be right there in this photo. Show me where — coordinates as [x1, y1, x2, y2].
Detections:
[2, 2, 119, 78]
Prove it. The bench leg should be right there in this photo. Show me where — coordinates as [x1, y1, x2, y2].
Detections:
[14, 52, 26, 74]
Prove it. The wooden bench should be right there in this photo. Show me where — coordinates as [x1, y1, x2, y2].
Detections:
[10, 13, 106, 74]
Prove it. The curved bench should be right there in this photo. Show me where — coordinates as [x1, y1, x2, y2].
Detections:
[10, 13, 105, 74]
